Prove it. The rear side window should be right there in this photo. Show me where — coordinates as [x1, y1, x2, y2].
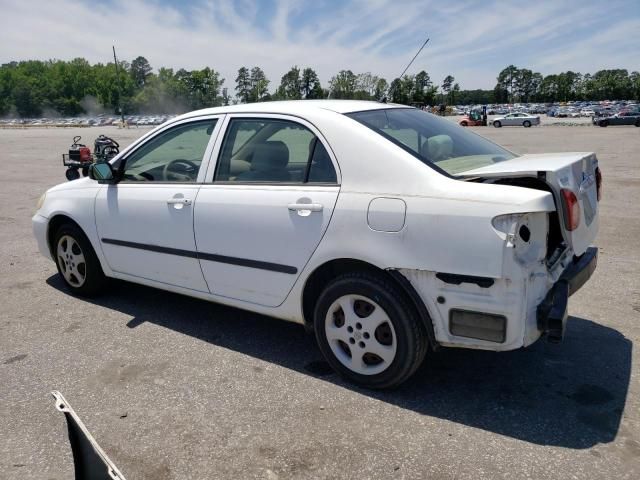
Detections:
[214, 118, 337, 184]
[347, 108, 516, 175]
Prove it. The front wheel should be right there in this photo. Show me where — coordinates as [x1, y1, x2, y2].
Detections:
[493, 120, 502, 128]
[599, 120, 609, 127]
[523, 120, 531, 128]
[460, 121, 468, 127]
[53, 223, 107, 296]
[635, 118, 640, 127]
[313, 272, 428, 389]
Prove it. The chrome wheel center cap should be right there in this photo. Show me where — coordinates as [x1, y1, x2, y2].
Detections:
[353, 331, 362, 341]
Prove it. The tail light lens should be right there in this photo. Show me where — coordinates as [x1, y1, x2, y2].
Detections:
[595, 167, 602, 201]
[561, 189, 580, 231]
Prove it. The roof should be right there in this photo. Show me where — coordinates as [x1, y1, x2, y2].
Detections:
[179, 99, 407, 120]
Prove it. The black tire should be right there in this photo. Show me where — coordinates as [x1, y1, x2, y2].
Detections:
[53, 223, 107, 296]
[599, 120, 609, 127]
[313, 272, 428, 389]
[81, 165, 90, 177]
[493, 120, 502, 128]
[635, 118, 640, 127]
[65, 168, 80, 181]
[523, 120, 531, 128]
[460, 121, 468, 127]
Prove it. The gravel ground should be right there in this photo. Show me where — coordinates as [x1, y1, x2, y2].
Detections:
[0, 123, 639, 479]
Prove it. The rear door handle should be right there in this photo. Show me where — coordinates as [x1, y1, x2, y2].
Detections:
[288, 203, 323, 212]
[167, 198, 192, 205]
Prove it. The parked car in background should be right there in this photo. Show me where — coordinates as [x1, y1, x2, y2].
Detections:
[593, 111, 640, 127]
[493, 112, 540, 127]
[580, 108, 595, 117]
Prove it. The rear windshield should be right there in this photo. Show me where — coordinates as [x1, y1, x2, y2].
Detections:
[346, 108, 517, 175]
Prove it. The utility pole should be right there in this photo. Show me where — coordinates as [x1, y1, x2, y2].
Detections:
[112, 46, 125, 125]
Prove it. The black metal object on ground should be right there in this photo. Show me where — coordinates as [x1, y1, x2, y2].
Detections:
[51, 391, 127, 480]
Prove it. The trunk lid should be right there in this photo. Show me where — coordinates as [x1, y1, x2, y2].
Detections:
[460, 152, 600, 255]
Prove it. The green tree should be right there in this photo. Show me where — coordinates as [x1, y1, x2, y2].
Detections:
[412, 70, 431, 104]
[388, 76, 414, 104]
[235, 67, 251, 103]
[329, 70, 357, 99]
[373, 77, 388, 101]
[441, 75, 454, 104]
[301, 68, 322, 99]
[249, 67, 269, 102]
[630, 71, 640, 101]
[130, 56, 152, 88]
[496, 65, 518, 103]
[451, 83, 460, 104]
[277, 66, 302, 99]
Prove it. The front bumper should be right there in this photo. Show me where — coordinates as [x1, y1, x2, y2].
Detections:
[32, 213, 52, 260]
[537, 247, 598, 342]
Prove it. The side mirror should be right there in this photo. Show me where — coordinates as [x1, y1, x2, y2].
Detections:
[89, 162, 116, 183]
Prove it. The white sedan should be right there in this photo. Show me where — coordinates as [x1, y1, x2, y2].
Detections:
[493, 112, 541, 127]
[33, 100, 600, 388]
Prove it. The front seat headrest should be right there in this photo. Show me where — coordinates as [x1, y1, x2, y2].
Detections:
[251, 141, 289, 171]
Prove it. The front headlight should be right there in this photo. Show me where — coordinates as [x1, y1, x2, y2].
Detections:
[36, 193, 46, 211]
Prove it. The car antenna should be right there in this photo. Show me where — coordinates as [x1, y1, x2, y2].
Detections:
[382, 36, 430, 104]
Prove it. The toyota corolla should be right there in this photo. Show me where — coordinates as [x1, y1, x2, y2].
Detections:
[33, 100, 600, 388]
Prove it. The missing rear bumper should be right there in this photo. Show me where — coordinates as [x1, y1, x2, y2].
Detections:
[537, 247, 598, 342]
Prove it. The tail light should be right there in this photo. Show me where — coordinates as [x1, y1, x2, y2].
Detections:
[561, 189, 580, 231]
[595, 167, 602, 201]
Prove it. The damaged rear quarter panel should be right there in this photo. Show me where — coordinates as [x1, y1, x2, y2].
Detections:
[297, 177, 557, 350]
[398, 211, 557, 350]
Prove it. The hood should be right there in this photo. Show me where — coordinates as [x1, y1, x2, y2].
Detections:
[48, 177, 96, 194]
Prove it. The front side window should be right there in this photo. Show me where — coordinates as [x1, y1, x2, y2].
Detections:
[214, 118, 337, 184]
[347, 108, 517, 175]
[122, 120, 216, 182]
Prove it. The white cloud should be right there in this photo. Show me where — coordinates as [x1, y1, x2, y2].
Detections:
[0, 0, 638, 92]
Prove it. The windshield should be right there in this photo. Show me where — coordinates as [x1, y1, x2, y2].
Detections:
[347, 108, 517, 175]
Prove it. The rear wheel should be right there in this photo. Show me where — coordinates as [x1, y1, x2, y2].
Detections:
[635, 118, 640, 127]
[493, 120, 502, 128]
[599, 120, 609, 127]
[313, 272, 427, 389]
[523, 120, 531, 128]
[460, 121, 468, 127]
[53, 223, 107, 296]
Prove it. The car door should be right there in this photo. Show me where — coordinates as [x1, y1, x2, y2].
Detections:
[194, 114, 340, 307]
[95, 116, 222, 292]
[503, 114, 515, 126]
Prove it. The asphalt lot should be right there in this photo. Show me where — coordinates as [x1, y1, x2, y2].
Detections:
[1, 122, 639, 479]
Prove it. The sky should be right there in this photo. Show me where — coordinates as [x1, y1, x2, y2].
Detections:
[0, 0, 638, 91]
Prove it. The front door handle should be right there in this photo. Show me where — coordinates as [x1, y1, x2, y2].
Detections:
[288, 203, 323, 212]
[167, 198, 192, 206]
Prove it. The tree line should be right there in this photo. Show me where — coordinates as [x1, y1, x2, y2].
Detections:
[1, 56, 638, 117]
[493, 65, 640, 104]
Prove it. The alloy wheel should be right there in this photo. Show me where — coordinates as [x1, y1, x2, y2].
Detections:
[324, 294, 397, 375]
[57, 235, 86, 287]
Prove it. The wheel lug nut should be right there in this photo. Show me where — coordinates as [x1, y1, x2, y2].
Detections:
[347, 326, 353, 333]
[358, 341, 365, 348]
[349, 338, 355, 344]
[356, 322, 362, 330]
[363, 332, 370, 339]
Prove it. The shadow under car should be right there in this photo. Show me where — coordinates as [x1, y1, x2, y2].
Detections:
[47, 275, 632, 449]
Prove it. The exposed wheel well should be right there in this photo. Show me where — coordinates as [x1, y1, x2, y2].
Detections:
[47, 215, 83, 256]
[301, 258, 437, 348]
